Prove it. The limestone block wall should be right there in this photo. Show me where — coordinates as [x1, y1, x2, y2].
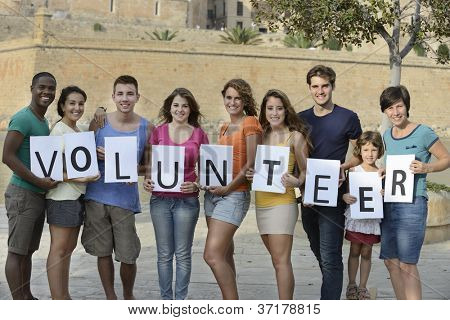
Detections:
[0, 36, 449, 137]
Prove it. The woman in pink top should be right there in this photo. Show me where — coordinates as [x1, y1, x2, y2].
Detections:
[143, 88, 209, 300]
[203, 79, 262, 299]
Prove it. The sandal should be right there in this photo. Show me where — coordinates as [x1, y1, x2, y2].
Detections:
[346, 283, 358, 300]
[357, 287, 371, 300]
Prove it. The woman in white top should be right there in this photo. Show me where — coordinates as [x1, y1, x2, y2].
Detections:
[45, 86, 99, 299]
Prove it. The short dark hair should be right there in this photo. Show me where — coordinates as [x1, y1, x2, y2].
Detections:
[113, 75, 138, 93]
[352, 131, 384, 159]
[32, 72, 56, 86]
[159, 88, 203, 127]
[57, 86, 87, 118]
[379, 85, 410, 117]
[306, 65, 336, 88]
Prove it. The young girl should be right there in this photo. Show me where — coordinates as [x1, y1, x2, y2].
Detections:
[203, 79, 262, 299]
[143, 88, 208, 300]
[343, 131, 384, 300]
[45, 86, 99, 299]
[246, 89, 311, 299]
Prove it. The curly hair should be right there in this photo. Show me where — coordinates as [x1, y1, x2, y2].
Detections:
[352, 131, 384, 159]
[158, 88, 203, 127]
[221, 79, 258, 116]
[259, 89, 313, 152]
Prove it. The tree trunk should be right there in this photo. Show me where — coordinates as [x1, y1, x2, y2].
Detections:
[380, 54, 402, 137]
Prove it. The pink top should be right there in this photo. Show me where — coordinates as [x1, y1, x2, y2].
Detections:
[150, 123, 209, 198]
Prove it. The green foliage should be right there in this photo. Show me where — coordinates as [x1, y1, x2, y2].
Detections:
[426, 181, 450, 193]
[283, 32, 317, 48]
[250, 0, 449, 64]
[322, 37, 342, 51]
[437, 44, 449, 64]
[413, 43, 427, 57]
[146, 29, 178, 41]
[219, 26, 263, 45]
[93, 23, 104, 32]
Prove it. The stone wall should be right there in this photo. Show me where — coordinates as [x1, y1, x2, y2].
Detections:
[0, 33, 449, 137]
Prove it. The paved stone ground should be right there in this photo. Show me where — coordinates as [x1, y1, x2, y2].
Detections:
[0, 203, 449, 300]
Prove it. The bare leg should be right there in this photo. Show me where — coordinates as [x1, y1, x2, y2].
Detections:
[203, 218, 239, 299]
[21, 253, 35, 299]
[121, 262, 137, 300]
[226, 240, 236, 277]
[359, 245, 372, 289]
[5, 252, 26, 299]
[399, 262, 422, 300]
[384, 259, 406, 299]
[347, 242, 362, 286]
[97, 256, 117, 300]
[47, 225, 80, 299]
[267, 234, 295, 300]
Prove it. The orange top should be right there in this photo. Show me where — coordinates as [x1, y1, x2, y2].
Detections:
[218, 116, 262, 191]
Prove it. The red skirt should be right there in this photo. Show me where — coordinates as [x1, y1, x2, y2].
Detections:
[345, 230, 380, 245]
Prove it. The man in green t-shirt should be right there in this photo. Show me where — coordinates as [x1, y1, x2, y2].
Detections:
[2, 72, 59, 299]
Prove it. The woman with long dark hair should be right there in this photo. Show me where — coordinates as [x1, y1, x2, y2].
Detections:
[247, 89, 311, 299]
[143, 88, 208, 300]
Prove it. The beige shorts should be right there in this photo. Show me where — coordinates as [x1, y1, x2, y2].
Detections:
[5, 183, 46, 255]
[81, 200, 141, 264]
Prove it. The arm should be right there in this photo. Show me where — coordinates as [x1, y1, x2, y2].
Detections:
[341, 138, 362, 171]
[410, 139, 450, 174]
[2, 131, 58, 190]
[209, 133, 262, 195]
[138, 122, 154, 176]
[281, 131, 308, 188]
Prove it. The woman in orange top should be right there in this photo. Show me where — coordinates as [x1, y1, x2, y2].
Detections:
[203, 79, 262, 299]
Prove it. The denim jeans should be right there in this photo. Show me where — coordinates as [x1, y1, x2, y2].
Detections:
[150, 195, 200, 300]
[301, 200, 346, 300]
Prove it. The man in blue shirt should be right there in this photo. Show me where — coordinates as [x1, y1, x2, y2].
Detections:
[298, 65, 362, 299]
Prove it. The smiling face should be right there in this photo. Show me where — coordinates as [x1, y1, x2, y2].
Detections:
[62, 92, 85, 124]
[112, 83, 139, 113]
[265, 96, 286, 128]
[31, 76, 56, 109]
[170, 95, 190, 124]
[308, 76, 333, 107]
[384, 99, 408, 127]
[360, 142, 380, 166]
[223, 87, 244, 117]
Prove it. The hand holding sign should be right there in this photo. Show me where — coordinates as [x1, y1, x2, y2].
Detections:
[384, 154, 415, 203]
[348, 171, 383, 219]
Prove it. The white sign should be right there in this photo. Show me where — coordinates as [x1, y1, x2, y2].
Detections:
[384, 154, 415, 203]
[252, 145, 290, 193]
[104, 136, 138, 183]
[199, 145, 233, 187]
[349, 172, 383, 219]
[64, 131, 98, 179]
[151, 145, 185, 192]
[30, 136, 63, 181]
[303, 158, 340, 206]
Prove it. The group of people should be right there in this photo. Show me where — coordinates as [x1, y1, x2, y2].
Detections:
[3, 65, 449, 301]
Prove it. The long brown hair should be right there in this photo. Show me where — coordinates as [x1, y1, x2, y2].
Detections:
[158, 88, 203, 127]
[259, 89, 313, 151]
[221, 79, 258, 116]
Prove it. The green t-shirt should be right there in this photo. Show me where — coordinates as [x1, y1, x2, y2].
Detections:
[7, 107, 50, 193]
[383, 124, 438, 199]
